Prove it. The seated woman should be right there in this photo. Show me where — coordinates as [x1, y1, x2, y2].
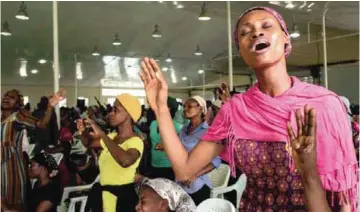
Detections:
[28, 152, 62, 212]
[77, 93, 144, 212]
[136, 177, 196, 212]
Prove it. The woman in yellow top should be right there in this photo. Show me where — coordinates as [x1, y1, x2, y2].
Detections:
[77, 93, 144, 212]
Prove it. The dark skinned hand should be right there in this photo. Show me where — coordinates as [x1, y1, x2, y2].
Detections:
[287, 105, 317, 176]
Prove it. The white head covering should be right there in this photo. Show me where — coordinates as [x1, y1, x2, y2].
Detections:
[137, 178, 196, 212]
[190, 95, 207, 115]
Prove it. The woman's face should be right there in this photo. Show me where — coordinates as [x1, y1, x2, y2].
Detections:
[108, 100, 131, 127]
[28, 161, 42, 178]
[1, 90, 20, 110]
[183, 99, 202, 119]
[136, 187, 168, 212]
[237, 10, 289, 69]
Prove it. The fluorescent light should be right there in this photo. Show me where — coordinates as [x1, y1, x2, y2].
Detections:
[1, 22, 11, 36]
[198, 70, 204, 74]
[92, 46, 100, 56]
[199, 3, 211, 21]
[19, 59, 28, 77]
[112, 33, 122, 46]
[166, 53, 172, 63]
[162, 67, 169, 72]
[182, 76, 187, 81]
[269, 1, 281, 5]
[152, 24, 162, 38]
[76, 62, 83, 80]
[194, 44, 202, 56]
[290, 24, 300, 38]
[299, 2, 307, 9]
[38, 59, 47, 64]
[15, 2, 29, 20]
[173, 1, 178, 5]
[31, 69, 38, 74]
[176, 4, 184, 9]
[170, 67, 177, 83]
[285, 1, 295, 9]
[290, 32, 300, 38]
[307, 2, 315, 8]
[307, 9, 312, 12]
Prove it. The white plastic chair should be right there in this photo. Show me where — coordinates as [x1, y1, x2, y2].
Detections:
[196, 198, 236, 212]
[210, 174, 247, 210]
[58, 175, 100, 212]
[68, 196, 88, 212]
[207, 163, 231, 199]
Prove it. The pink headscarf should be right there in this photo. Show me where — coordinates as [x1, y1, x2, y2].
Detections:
[202, 77, 358, 209]
[233, 7, 292, 57]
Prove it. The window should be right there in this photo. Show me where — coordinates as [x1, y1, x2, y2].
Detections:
[102, 88, 146, 97]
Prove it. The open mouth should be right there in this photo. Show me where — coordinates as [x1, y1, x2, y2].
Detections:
[252, 39, 271, 52]
[255, 43, 270, 51]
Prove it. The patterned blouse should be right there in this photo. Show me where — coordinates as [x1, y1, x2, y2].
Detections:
[1, 110, 38, 208]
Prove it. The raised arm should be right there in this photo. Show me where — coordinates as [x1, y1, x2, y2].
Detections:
[139, 57, 222, 180]
[85, 118, 142, 168]
[36, 89, 66, 129]
[287, 106, 331, 212]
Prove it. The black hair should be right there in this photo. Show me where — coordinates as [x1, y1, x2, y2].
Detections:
[32, 152, 58, 174]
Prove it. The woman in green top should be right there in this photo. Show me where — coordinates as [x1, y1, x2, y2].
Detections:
[149, 97, 182, 181]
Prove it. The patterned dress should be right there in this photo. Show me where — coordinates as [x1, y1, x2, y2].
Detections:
[1, 110, 38, 209]
[235, 140, 306, 212]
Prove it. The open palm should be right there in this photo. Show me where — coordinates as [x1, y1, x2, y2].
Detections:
[139, 57, 168, 113]
[287, 105, 317, 175]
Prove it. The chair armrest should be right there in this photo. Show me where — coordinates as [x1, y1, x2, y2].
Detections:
[210, 184, 237, 197]
[69, 196, 88, 212]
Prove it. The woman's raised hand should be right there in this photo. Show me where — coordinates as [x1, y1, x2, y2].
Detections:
[287, 105, 317, 176]
[139, 57, 168, 113]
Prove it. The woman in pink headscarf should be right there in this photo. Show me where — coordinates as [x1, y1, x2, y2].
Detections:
[139, 7, 358, 212]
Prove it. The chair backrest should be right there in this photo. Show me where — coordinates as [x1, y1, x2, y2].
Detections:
[196, 198, 236, 212]
[207, 164, 230, 189]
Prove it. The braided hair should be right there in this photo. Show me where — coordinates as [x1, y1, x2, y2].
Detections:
[33, 152, 59, 177]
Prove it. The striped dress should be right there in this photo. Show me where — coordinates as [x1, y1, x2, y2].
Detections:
[1, 110, 38, 210]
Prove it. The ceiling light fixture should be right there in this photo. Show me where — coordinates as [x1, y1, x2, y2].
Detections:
[152, 24, 162, 38]
[38, 59, 47, 64]
[1, 22, 11, 36]
[268, 1, 281, 6]
[173, 1, 178, 5]
[182, 76, 187, 81]
[194, 44, 202, 56]
[299, 1, 307, 9]
[162, 67, 169, 72]
[198, 3, 211, 21]
[290, 23, 300, 39]
[166, 53, 172, 63]
[31, 69, 38, 74]
[307, 2, 315, 8]
[285, 1, 296, 9]
[176, 4, 184, 9]
[92, 46, 100, 56]
[15, 1, 29, 20]
[198, 69, 204, 74]
[112, 33, 122, 46]
[307, 9, 312, 12]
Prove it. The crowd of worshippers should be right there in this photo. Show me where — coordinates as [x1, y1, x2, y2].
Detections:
[1, 86, 359, 212]
[2, 6, 360, 211]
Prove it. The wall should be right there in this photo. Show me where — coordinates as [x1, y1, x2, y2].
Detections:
[325, 65, 359, 104]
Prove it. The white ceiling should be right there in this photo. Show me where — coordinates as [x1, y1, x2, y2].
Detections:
[1, 1, 359, 88]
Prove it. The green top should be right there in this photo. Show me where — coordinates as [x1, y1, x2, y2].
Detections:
[150, 120, 183, 168]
